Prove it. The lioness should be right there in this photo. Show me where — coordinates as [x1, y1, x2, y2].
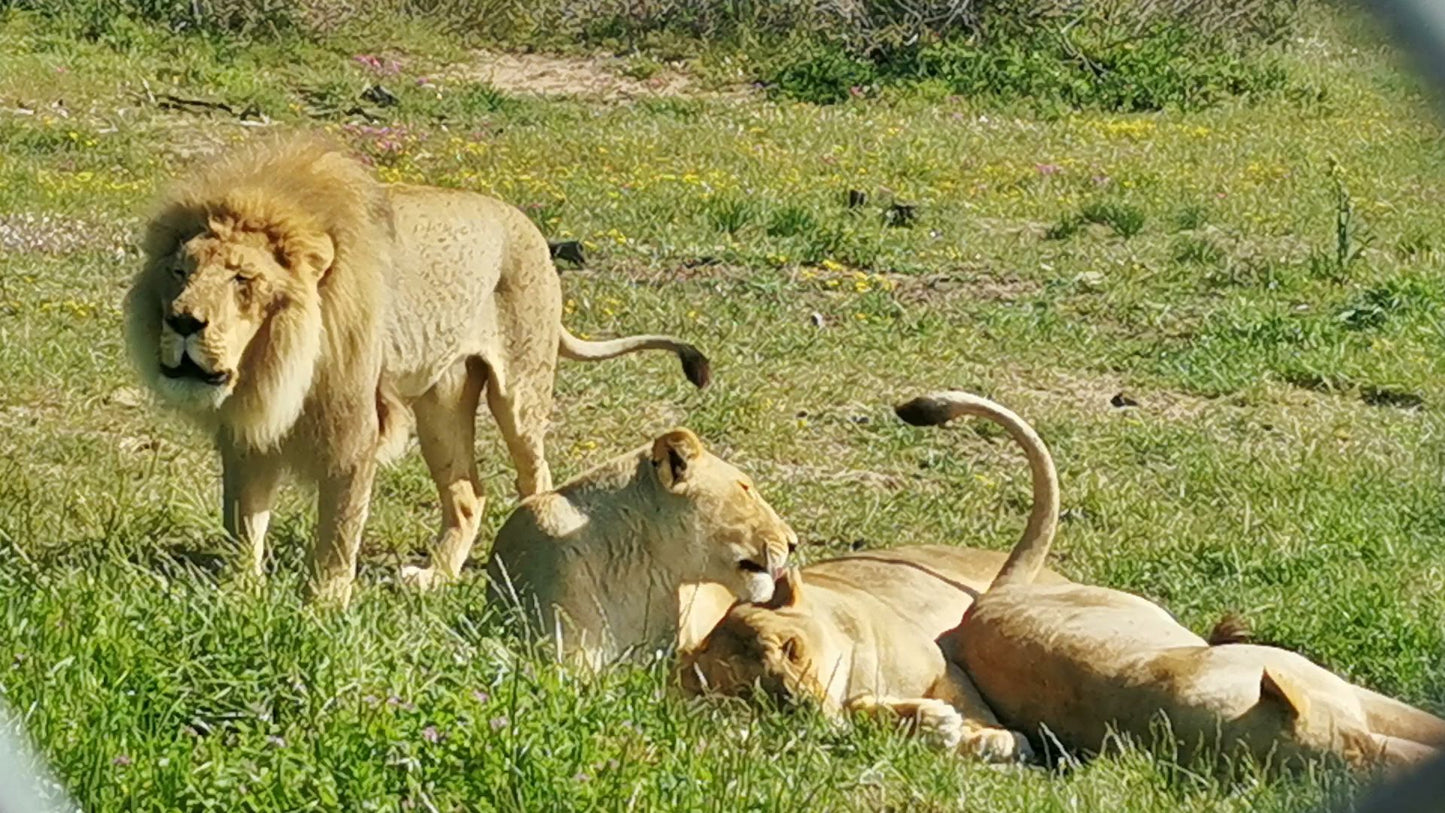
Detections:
[487, 428, 796, 669]
[124, 137, 710, 604]
[679, 393, 1065, 761]
[895, 390, 1445, 773]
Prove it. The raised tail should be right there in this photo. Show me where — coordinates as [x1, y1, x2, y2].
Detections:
[894, 391, 1059, 591]
[558, 325, 711, 388]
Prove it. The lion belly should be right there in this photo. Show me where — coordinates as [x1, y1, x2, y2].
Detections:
[381, 185, 561, 398]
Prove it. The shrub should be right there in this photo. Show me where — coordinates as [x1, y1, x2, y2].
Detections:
[16, 0, 1300, 112]
[761, 1, 1295, 110]
[1044, 214, 1085, 241]
[1172, 235, 1225, 265]
[763, 44, 876, 104]
[705, 197, 758, 234]
[767, 205, 818, 238]
[1174, 204, 1209, 231]
[1081, 201, 1146, 238]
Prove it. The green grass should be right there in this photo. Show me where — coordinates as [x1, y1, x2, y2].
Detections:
[2, 6, 1444, 810]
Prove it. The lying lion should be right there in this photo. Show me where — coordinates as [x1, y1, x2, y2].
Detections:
[124, 136, 709, 604]
[679, 393, 1067, 761]
[488, 428, 797, 669]
[895, 390, 1445, 773]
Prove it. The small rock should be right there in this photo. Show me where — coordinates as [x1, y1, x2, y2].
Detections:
[548, 240, 586, 267]
[1360, 387, 1424, 411]
[884, 203, 917, 228]
[1110, 392, 1140, 409]
[809, 312, 825, 328]
[108, 387, 146, 408]
[360, 84, 399, 107]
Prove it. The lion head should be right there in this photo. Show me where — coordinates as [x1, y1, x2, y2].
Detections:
[678, 568, 838, 708]
[648, 429, 798, 604]
[123, 137, 392, 454]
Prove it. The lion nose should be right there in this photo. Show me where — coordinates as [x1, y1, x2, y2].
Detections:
[166, 313, 206, 337]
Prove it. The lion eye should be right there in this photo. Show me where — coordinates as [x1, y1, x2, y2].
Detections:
[232, 273, 253, 285]
[738, 481, 751, 493]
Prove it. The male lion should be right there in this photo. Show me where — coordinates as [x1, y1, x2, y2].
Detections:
[679, 393, 1065, 762]
[487, 428, 796, 670]
[896, 390, 1445, 774]
[123, 137, 710, 604]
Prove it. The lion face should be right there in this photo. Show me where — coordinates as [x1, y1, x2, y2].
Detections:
[127, 215, 333, 426]
[650, 430, 797, 604]
[678, 569, 834, 707]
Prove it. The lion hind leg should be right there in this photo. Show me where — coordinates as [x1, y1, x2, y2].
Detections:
[1354, 684, 1445, 747]
[1370, 735, 1442, 771]
[403, 359, 486, 589]
[484, 352, 555, 497]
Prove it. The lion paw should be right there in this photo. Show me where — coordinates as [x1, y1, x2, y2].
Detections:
[399, 564, 451, 591]
[960, 726, 1034, 764]
[306, 577, 354, 609]
[904, 699, 967, 750]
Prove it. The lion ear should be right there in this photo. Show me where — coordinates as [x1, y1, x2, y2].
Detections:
[1260, 667, 1311, 720]
[779, 634, 806, 664]
[766, 567, 806, 609]
[652, 429, 704, 492]
[281, 232, 335, 281]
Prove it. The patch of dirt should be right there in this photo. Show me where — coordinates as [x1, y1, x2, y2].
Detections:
[748, 459, 905, 490]
[453, 51, 731, 101]
[0, 212, 131, 256]
[569, 261, 757, 286]
[887, 271, 1041, 306]
[995, 369, 1216, 423]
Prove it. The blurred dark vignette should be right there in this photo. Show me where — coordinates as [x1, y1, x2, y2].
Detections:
[1347, 750, 1445, 813]
[1, 1, 1443, 811]
[1332, 0, 1445, 805]
[0, 710, 72, 813]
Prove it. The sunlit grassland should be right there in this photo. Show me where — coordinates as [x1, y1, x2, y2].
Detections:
[1, 7, 1442, 810]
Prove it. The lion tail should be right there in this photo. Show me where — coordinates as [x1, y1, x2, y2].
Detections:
[894, 391, 1059, 591]
[558, 325, 711, 389]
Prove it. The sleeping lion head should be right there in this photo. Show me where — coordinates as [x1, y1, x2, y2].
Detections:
[123, 138, 390, 452]
[678, 568, 837, 708]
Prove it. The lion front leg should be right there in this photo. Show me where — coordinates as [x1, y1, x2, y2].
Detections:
[307, 458, 377, 607]
[846, 693, 973, 749]
[220, 442, 283, 579]
[929, 662, 1035, 763]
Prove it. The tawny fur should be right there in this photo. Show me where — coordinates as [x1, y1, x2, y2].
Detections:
[680, 393, 1066, 763]
[487, 428, 796, 670]
[124, 135, 711, 605]
[896, 389, 1445, 775]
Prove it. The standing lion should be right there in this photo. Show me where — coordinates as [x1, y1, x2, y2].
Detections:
[123, 136, 710, 605]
